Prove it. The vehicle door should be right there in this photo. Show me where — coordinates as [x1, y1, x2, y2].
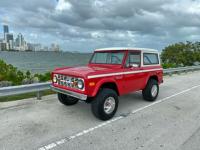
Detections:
[123, 51, 145, 93]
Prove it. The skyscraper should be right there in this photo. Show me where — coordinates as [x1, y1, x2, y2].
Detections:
[2, 25, 14, 50]
[15, 33, 27, 50]
[3, 25, 9, 39]
[5, 33, 13, 43]
[16, 33, 24, 47]
[5, 33, 14, 50]
[3, 25, 9, 33]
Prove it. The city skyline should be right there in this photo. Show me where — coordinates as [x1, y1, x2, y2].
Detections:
[0, 24, 60, 52]
[0, 0, 200, 52]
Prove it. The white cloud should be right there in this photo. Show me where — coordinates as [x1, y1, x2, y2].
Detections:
[55, 0, 72, 11]
[91, 31, 104, 38]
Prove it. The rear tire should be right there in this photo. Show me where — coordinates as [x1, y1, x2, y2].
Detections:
[142, 79, 159, 101]
[91, 88, 118, 121]
[58, 93, 79, 105]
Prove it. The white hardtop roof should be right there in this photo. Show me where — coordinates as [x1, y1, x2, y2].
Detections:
[95, 47, 158, 53]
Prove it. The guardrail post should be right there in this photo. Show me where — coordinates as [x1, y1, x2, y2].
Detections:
[36, 91, 42, 100]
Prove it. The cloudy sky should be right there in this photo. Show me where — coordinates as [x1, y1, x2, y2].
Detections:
[0, 0, 200, 52]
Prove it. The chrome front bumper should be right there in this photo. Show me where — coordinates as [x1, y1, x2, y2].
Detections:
[50, 85, 87, 101]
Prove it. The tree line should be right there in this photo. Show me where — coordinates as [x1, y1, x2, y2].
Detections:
[161, 41, 200, 68]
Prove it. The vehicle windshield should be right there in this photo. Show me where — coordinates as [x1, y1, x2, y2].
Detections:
[90, 51, 125, 64]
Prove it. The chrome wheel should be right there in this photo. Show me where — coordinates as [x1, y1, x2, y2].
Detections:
[151, 85, 158, 97]
[104, 97, 116, 114]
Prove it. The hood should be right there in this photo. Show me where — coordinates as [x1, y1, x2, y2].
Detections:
[53, 65, 120, 78]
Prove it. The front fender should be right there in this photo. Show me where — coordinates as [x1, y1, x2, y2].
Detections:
[89, 77, 118, 97]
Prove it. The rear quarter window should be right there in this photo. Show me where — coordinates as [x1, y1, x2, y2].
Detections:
[143, 53, 159, 65]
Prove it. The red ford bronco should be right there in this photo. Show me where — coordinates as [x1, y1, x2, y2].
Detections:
[51, 47, 163, 120]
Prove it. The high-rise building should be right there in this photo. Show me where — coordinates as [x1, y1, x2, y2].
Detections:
[15, 33, 24, 47]
[1, 25, 14, 50]
[3, 25, 9, 33]
[15, 33, 27, 50]
[3, 25, 9, 39]
[4, 33, 14, 50]
[5, 33, 13, 43]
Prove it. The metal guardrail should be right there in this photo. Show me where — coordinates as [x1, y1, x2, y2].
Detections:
[0, 82, 50, 100]
[163, 65, 200, 74]
[0, 66, 200, 99]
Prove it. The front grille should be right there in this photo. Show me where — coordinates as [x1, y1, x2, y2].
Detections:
[54, 74, 84, 91]
[56, 74, 74, 88]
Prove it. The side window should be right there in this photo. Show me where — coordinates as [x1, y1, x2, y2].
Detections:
[126, 52, 141, 67]
[91, 52, 125, 64]
[143, 53, 159, 65]
[91, 53, 107, 64]
[109, 52, 124, 64]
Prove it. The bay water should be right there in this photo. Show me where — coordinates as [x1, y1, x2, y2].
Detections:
[0, 51, 92, 74]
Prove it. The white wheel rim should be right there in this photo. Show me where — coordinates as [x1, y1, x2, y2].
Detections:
[104, 97, 116, 114]
[151, 85, 158, 97]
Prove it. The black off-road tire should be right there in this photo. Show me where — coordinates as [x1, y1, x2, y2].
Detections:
[91, 88, 118, 121]
[142, 79, 159, 101]
[58, 93, 79, 105]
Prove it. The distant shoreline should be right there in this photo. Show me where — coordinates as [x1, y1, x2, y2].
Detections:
[0, 50, 61, 52]
[0, 50, 91, 54]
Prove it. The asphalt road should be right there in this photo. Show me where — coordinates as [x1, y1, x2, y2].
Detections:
[0, 71, 200, 150]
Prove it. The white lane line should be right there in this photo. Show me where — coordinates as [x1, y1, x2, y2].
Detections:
[44, 143, 57, 150]
[131, 84, 200, 114]
[37, 84, 200, 150]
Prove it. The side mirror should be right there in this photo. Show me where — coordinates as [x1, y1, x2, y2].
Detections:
[130, 63, 139, 68]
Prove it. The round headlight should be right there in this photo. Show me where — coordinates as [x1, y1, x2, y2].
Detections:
[53, 75, 57, 83]
[77, 79, 84, 89]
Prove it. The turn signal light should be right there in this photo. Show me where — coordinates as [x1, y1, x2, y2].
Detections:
[89, 82, 95, 86]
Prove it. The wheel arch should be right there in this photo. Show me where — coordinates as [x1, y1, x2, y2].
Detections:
[100, 82, 119, 95]
[90, 78, 120, 97]
[149, 75, 158, 82]
[145, 74, 159, 86]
